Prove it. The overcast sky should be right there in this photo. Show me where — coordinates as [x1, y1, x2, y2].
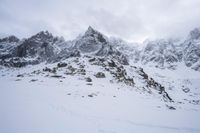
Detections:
[0, 0, 200, 42]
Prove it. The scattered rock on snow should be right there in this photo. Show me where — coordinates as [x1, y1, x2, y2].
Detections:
[16, 74, 24, 77]
[43, 67, 56, 73]
[30, 79, 38, 82]
[51, 75, 64, 78]
[88, 93, 97, 97]
[95, 72, 105, 78]
[166, 105, 176, 110]
[85, 77, 92, 82]
[182, 87, 190, 93]
[57, 62, 67, 68]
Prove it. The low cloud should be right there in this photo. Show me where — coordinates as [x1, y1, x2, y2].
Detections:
[0, 0, 200, 42]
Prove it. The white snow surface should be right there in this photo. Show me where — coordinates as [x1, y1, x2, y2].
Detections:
[0, 58, 200, 133]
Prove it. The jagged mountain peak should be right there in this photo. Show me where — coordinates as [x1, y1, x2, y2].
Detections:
[86, 26, 95, 33]
[74, 26, 109, 54]
[0, 35, 20, 43]
[30, 30, 54, 40]
[84, 26, 101, 36]
[83, 26, 96, 37]
[37, 30, 52, 36]
[83, 26, 107, 43]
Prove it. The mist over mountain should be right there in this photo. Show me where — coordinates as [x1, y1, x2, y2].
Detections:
[0, 26, 200, 133]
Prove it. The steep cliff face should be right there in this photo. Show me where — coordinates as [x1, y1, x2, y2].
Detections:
[14, 31, 57, 59]
[0, 35, 20, 59]
[140, 39, 183, 69]
[182, 28, 200, 71]
[108, 28, 200, 71]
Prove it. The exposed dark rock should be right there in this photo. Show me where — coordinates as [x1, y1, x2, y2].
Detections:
[65, 65, 76, 75]
[43, 67, 56, 73]
[79, 64, 85, 68]
[88, 93, 97, 97]
[166, 105, 176, 110]
[17, 74, 24, 77]
[138, 68, 148, 79]
[182, 87, 190, 93]
[108, 60, 117, 67]
[43, 67, 52, 72]
[51, 75, 63, 78]
[0, 35, 20, 43]
[189, 100, 200, 105]
[0, 57, 27, 67]
[89, 58, 96, 62]
[30, 79, 38, 82]
[85, 77, 92, 82]
[57, 62, 67, 68]
[88, 94, 93, 97]
[95, 72, 106, 78]
[77, 68, 86, 75]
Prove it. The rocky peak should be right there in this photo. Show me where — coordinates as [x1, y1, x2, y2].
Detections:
[84, 26, 96, 36]
[75, 26, 108, 54]
[0, 35, 20, 43]
[13, 30, 57, 59]
[29, 30, 54, 43]
[83, 26, 107, 43]
[36, 30, 52, 37]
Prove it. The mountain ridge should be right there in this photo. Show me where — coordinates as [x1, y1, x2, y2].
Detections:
[0, 26, 200, 71]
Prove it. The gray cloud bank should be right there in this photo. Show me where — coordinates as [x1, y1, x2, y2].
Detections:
[0, 0, 200, 42]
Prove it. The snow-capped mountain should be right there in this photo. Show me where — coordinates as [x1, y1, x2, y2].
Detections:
[0, 26, 176, 101]
[109, 28, 200, 72]
[0, 26, 200, 133]
[0, 26, 199, 102]
[1, 26, 200, 71]
[140, 28, 200, 71]
[140, 39, 183, 69]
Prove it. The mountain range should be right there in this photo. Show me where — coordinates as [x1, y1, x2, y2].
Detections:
[0, 26, 200, 102]
[1, 26, 200, 133]
[1, 26, 200, 72]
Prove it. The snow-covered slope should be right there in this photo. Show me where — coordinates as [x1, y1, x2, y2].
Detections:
[0, 56, 200, 133]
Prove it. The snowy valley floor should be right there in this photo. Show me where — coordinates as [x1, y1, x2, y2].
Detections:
[0, 64, 200, 133]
